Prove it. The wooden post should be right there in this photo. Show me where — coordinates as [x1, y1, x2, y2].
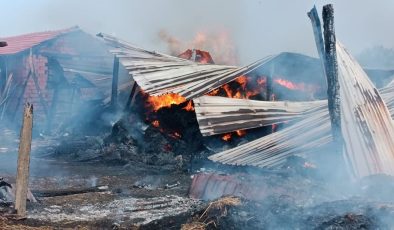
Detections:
[124, 81, 138, 112]
[111, 56, 120, 110]
[15, 103, 33, 218]
[308, 5, 328, 89]
[322, 4, 343, 147]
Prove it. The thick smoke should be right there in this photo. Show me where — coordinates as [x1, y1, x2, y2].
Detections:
[1, 1, 394, 64]
[158, 30, 239, 65]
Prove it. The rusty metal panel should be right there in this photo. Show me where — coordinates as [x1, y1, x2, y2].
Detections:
[98, 33, 275, 100]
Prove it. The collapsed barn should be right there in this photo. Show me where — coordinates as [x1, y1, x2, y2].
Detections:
[1, 4, 394, 229]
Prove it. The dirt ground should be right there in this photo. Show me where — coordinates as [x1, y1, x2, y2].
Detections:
[2, 131, 394, 229]
[0, 133, 203, 229]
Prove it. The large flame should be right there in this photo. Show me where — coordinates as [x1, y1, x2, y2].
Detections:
[208, 75, 261, 99]
[146, 93, 189, 111]
[146, 94, 195, 111]
[274, 78, 319, 93]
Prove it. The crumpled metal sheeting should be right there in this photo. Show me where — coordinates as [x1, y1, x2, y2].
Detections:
[194, 96, 326, 136]
[98, 33, 275, 100]
[209, 107, 331, 168]
[337, 42, 394, 178]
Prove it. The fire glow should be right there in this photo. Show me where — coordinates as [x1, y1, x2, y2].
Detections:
[274, 78, 319, 93]
[208, 76, 261, 100]
[221, 129, 246, 142]
[146, 94, 194, 111]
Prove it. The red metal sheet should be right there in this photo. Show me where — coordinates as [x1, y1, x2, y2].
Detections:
[0, 27, 79, 55]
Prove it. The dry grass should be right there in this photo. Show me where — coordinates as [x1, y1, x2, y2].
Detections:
[182, 196, 241, 230]
[181, 222, 206, 230]
[199, 196, 241, 221]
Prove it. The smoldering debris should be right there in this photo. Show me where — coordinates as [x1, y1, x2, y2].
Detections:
[2, 2, 394, 229]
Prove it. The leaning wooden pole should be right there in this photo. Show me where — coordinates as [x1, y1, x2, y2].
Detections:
[322, 4, 343, 150]
[111, 56, 120, 110]
[15, 103, 33, 218]
[308, 5, 327, 89]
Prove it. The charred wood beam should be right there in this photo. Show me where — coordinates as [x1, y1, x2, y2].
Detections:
[322, 4, 343, 147]
[308, 5, 327, 89]
[15, 103, 33, 219]
[33, 186, 108, 197]
[111, 56, 120, 110]
[124, 80, 138, 112]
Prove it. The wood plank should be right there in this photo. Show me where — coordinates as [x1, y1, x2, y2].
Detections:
[15, 103, 33, 218]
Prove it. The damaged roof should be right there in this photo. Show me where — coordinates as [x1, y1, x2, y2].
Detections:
[209, 41, 394, 178]
[193, 85, 394, 137]
[0, 26, 79, 55]
[97, 33, 275, 99]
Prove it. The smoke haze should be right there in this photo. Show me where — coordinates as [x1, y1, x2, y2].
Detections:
[1, 0, 394, 65]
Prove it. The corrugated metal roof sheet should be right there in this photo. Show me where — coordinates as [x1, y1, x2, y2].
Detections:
[0, 27, 79, 55]
[194, 86, 394, 136]
[98, 33, 275, 99]
[336, 41, 394, 178]
[194, 96, 325, 136]
[209, 108, 332, 168]
[209, 41, 394, 178]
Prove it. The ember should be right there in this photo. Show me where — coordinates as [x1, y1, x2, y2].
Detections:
[221, 130, 246, 142]
[152, 120, 160, 128]
[222, 133, 232, 141]
[183, 101, 194, 111]
[235, 130, 246, 137]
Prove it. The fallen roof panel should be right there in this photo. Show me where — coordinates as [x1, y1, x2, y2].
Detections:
[98, 33, 275, 99]
[337, 41, 394, 178]
[193, 85, 394, 136]
[194, 96, 325, 136]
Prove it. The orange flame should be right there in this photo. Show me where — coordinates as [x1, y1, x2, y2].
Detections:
[147, 93, 187, 111]
[208, 76, 260, 99]
[236, 130, 246, 137]
[222, 133, 232, 141]
[274, 78, 319, 93]
[183, 100, 195, 111]
[235, 75, 248, 90]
